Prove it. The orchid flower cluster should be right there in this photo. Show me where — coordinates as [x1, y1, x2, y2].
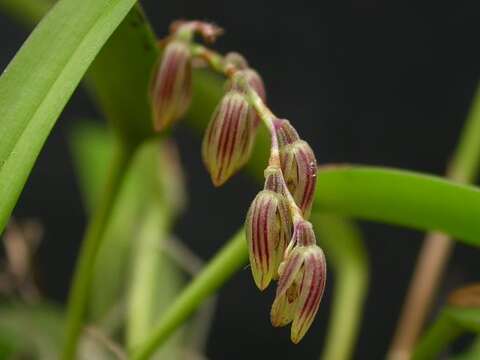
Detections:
[149, 20, 327, 343]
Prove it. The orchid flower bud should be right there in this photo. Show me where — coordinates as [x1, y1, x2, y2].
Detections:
[274, 118, 300, 147]
[271, 242, 326, 343]
[280, 140, 317, 218]
[228, 69, 266, 126]
[202, 91, 256, 186]
[245, 185, 292, 290]
[290, 220, 317, 247]
[224, 52, 249, 70]
[150, 41, 192, 131]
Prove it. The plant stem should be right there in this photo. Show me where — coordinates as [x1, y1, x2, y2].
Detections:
[389, 85, 480, 359]
[130, 230, 247, 360]
[62, 142, 134, 360]
[312, 214, 369, 360]
[127, 206, 170, 348]
[411, 311, 463, 360]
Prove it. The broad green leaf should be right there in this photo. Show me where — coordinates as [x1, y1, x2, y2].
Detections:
[314, 166, 480, 247]
[0, 0, 139, 234]
[85, 6, 157, 146]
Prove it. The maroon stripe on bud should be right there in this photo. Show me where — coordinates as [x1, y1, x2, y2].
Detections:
[264, 166, 284, 194]
[246, 189, 292, 290]
[150, 41, 192, 131]
[280, 140, 317, 218]
[275, 248, 304, 297]
[226, 69, 266, 127]
[245, 191, 281, 290]
[202, 91, 256, 186]
[274, 119, 300, 147]
[291, 247, 326, 343]
[293, 221, 316, 247]
[296, 143, 317, 216]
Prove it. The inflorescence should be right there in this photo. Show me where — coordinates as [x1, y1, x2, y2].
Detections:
[149, 20, 327, 343]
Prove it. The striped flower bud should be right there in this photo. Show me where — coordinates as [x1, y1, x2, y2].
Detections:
[202, 91, 256, 186]
[291, 220, 317, 247]
[271, 242, 327, 343]
[228, 69, 266, 126]
[280, 140, 317, 218]
[150, 41, 192, 131]
[245, 184, 292, 290]
[274, 118, 300, 147]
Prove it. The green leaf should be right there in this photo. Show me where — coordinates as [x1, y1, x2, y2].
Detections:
[126, 205, 185, 359]
[413, 307, 480, 359]
[70, 122, 114, 211]
[0, 302, 64, 358]
[70, 122, 188, 357]
[444, 307, 480, 333]
[0, 0, 138, 234]
[85, 6, 158, 146]
[314, 166, 480, 246]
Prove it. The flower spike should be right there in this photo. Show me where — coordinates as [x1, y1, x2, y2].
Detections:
[202, 91, 256, 186]
[155, 20, 326, 345]
[150, 41, 192, 131]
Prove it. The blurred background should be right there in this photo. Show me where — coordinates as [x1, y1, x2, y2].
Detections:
[1, 0, 480, 359]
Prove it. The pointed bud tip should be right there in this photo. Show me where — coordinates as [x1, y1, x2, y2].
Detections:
[274, 118, 300, 147]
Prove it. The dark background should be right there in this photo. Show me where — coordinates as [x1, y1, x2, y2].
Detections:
[1, 0, 480, 359]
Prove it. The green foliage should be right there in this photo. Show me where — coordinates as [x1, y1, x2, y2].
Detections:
[314, 166, 480, 246]
[413, 306, 480, 359]
[1, 0, 480, 359]
[0, 0, 138, 234]
[70, 122, 187, 357]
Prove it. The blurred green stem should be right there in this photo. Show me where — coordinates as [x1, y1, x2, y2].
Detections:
[412, 312, 463, 360]
[63, 142, 134, 360]
[312, 214, 368, 360]
[130, 230, 247, 360]
[127, 205, 169, 348]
